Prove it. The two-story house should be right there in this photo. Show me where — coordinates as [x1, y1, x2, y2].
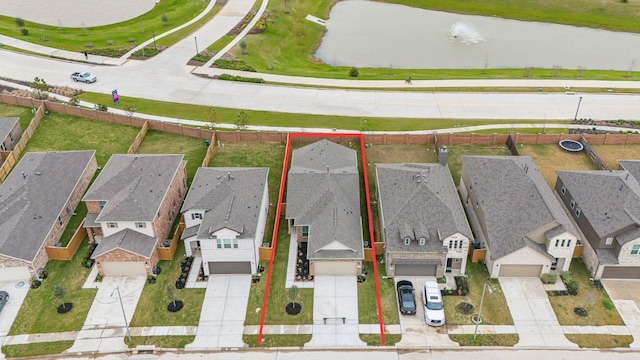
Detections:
[285, 140, 364, 276]
[556, 163, 640, 279]
[460, 156, 579, 278]
[0, 117, 21, 152]
[0, 151, 96, 281]
[376, 162, 473, 278]
[82, 154, 187, 276]
[180, 167, 269, 275]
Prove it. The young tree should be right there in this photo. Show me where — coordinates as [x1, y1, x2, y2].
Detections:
[204, 107, 217, 129]
[15, 17, 24, 28]
[235, 111, 249, 130]
[161, 13, 169, 25]
[30, 77, 48, 100]
[126, 106, 137, 118]
[164, 284, 177, 307]
[287, 285, 299, 309]
[53, 283, 66, 308]
[240, 40, 247, 55]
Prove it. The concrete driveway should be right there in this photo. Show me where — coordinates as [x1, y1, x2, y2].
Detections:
[67, 275, 146, 354]
[601, 280, 640, 348]
[0, 280, 30, 339]
[499, 277, 577, 348]
[305, 275, 365, 348]
[186, 274, 251, 350]
[394, 277, 457, 348]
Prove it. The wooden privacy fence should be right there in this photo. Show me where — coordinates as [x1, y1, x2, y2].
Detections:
[157, 221, 184, 260]
[45, 220, 86, 260]
[0, 102, 45, 183]
[581, 135, 609, 170]
[127, 121, 149, 154]
[201, 132, 217, 167]
[364, 242, 384, 262]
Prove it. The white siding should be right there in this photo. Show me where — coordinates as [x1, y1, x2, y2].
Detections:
[201, 237, 257, 275]
[545, 231, 578, 272]
[100, 220, 154, 237]
[183, 209, 206, 229]
[492, 247, 552, 278]
[443, 232, 470, 275]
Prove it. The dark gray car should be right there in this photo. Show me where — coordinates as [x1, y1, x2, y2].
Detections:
[0, 291, 9, 313]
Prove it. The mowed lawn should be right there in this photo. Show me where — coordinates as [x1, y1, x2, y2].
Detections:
[20, 113, 139, 166]
[519, 144, 596, 189]
[135, 130, 208, 185]
[444, 144, 512, 184]
[591, 144, 640, 170]
[0, 103, 33, 130]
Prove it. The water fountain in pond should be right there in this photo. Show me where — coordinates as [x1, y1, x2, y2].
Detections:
[450, 22, 485, 44]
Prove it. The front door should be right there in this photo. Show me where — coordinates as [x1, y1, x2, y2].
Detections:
[446, 258, 453, 273]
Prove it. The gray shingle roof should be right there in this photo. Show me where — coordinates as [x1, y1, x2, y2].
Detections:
[83, 154, 184, 222]
[557, 169, 640, 242]
[618, 160, 640, 180]
[181, 167, 268, 239]
[0, 117, 19, 143]
[91, 228, 157, 258]
[0, 151, 96, 262]
[462, 156, 577, 261]
[376, 163, 472, 254]
[286, 140, 363, 260]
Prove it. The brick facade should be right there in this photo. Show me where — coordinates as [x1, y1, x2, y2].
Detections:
[94, 247, 159, 276]
[151, 162, 187, 244]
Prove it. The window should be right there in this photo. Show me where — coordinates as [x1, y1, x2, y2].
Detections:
[404, 238, 411, 246]
[191, 213, 202, 220]
[419, 238, 425, 246]
[135, 222, 146, 228]
[224, 239, 232, 249]
[99, 201, 106, 210]
[302, 226, 309, 237]
[561, 239, 565, 247]
[575, 207, 581, 217]
[216, 239, 222, 249]
[475, 200, 479, 207]
[178, 189, 182, 198]
[555, 239, 559, 247]
[233, 239, 239, 249]
[454, 240, 458, 249]
[58, 216, 63, 226]
[570, 199, 575, 209]
[561, 185, 566, 195]
[567, 239, 571, 247]
[632, 245, 640, 255]
[448, 240, 453, 249]
[605, 237, 613, 245]
[107, 222, 117, 228]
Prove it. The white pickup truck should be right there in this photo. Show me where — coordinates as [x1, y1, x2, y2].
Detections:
[70, 71, 97, 83]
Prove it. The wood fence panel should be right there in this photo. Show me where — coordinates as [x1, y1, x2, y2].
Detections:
[45, 223, 87, 260]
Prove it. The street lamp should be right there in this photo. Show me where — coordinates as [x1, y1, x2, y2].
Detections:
[574, 96, 583, 121]
[473, 283, 493, 340]
[111, 286, 132, 343]
[152, 31, 157, 50]
[195, 36, 199, 56]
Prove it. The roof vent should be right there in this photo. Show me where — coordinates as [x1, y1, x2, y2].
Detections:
[35, 171, 42, 176]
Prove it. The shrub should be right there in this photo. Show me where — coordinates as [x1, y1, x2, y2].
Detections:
[90, 48, 129, 58]
[191, 54, 211, 63]
[454, 276, 469, 295]
[540, 273, 557, 284]
[15, 17, 24, 28]
[213, 59, 256, 72]
[218, 74, 264, 83]
[349, 67, 359, 77]
[68, 97, 80, 107]
[128, 37, 136, 43]
[561, 271, 578, 295]
[20, 28, 29, 36]
[602, 299, 615, 310]
[436, 276, 446, 284]
[106, 40, 114, 46]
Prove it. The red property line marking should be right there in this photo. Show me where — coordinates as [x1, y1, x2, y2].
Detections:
[257, 132, 385, 345]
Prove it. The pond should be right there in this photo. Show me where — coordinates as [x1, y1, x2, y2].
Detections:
[314, 0, 640, 70]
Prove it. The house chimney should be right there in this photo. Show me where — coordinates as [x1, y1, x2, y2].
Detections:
[438, 146, 448, 166]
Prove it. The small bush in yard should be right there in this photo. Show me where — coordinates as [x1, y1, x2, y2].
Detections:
[602, 299, 615, 310]
[541, 273, 557, 284]
[561, 271, 578, 295]
[349, 67, 359, 77]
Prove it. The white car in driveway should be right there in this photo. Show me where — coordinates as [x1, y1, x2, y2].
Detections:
[422, 281, 445, 326]
[70, 71, 97, 83]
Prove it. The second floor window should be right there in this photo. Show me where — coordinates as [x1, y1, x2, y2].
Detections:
[191, 213, 202, 220]
[302, 226, 309, 237]
[631, 245, 640, 255]
[135, 222, 146, 228]
[107, 222, 117, 228]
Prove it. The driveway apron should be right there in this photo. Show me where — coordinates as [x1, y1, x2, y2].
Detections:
[186, 274, 250, 349]
[394, 277, 457, 348]
[602, 280, 640, 348]
[305, 275, 365, 347]
[500, 278, 577, 348]
[0, 280, 30, 351]
[68, 275, 146, 354]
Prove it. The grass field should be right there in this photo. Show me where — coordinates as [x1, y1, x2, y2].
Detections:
[443, 144, 512, 185]
[0, 103, 33, 130]
[519, 144, 597, 188]
[548, 259, 624, 326]
[0, 0, 209, 55]
[591, 144, 640, 170]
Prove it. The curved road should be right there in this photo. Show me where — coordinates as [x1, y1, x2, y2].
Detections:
[1, 0, 640, 121]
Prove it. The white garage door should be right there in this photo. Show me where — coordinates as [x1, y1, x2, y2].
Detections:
[101, 262, 147, 276]
[312, 261, 358, 275]
[499, 264, 543, 277]
[0, 266, 31, 281]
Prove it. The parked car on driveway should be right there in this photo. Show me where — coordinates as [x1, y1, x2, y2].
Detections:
[70, 71, 97, 83]
[423, 281, 445, 326]
[0, 291, 9, 313]
[396, 280, 416, 315]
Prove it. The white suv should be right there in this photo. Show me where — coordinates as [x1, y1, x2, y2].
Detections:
[422, 281, 445, 326]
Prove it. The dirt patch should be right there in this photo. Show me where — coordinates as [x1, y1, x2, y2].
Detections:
[519, 144, 596, 189]
[591, 145, 640, 170]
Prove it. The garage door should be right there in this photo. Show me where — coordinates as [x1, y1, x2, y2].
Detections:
[208, 261, 251, 274]
[0, 266, 31, 281]
[395, 264, 437, 276]
[101, 261, 147, 276]
[499, 264, 543, 277]
[312, 261, 358, 275]
[601, 266, 640, 279]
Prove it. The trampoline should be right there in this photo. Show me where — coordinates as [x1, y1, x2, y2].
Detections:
[559, 140, 584, 152]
